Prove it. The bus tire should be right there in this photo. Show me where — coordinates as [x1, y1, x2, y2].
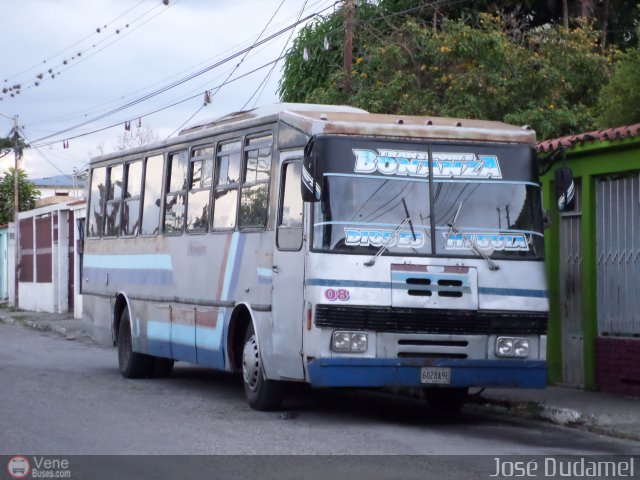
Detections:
[242, 324, 282, 411]
[150, 357, 174, 378]
[424, 387, 468, 413]
[117, 310, 152, 379]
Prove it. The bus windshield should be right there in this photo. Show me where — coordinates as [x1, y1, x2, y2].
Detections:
[311, 138, 544, 260]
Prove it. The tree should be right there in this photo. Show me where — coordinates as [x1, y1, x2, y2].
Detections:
[0, 168, 40, 224]
[0, 135, 28, 160]
[114, 124, 158, 152]
[280, 7, 613, 139]
[596, 44, 640, 127]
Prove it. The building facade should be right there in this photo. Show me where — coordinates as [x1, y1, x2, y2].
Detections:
[539, 124, 640, 397]
[7, 200, 86, 318]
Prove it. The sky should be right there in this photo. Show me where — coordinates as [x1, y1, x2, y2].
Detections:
[0, 0, 336, 179]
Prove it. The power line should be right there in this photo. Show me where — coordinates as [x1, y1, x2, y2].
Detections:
[166, 0, 289, 138]
[19, 130, 69, 177]
[1, 1, 176, 100]
[28, 0, 183, 91]
[242, 0, 310, 110]
[29, 0, 334, 129]
[29, 7, 332, 145]
[4, 0, 150, 83]
[26, 0, 335, 129]
[29, 54, 287, 149]
[28, 0, 452, 150]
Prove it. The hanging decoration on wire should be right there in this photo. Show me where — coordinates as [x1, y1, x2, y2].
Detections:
[124, 121, 131, 131]
[137, 117, 142, 128]
[204, 90, 212, 105]
[63, 140, 70, 149]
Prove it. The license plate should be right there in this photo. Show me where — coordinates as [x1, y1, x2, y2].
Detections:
[420, 367, 451, 385]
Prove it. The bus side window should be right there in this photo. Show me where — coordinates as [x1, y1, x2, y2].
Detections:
[212, 139, 241, 230]
[87, 167, 106, 238]
[121, 160, 143, 236]
[104, 164, 123, 237]
[140, 154, 164, 236]
[186, 145, 214, 233]
[240, 134, 272, 229]
[277, 161, 303, 250]
[163, 150, 188, 234]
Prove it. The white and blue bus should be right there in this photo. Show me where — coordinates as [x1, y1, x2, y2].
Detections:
[82, 104, 548, 411]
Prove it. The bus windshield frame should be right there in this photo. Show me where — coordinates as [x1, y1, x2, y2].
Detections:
[310, 136, 544, 261]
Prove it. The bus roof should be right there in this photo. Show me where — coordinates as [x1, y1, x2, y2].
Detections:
[90, 103, 536, 164]
[183, 103, 536, 145]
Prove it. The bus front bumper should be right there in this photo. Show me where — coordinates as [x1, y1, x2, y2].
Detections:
[307, 358, 547, 389]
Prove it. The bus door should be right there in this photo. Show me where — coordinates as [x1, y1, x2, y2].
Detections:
[271, 160, 305, 380]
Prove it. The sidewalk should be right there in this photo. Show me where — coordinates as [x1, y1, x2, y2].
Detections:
[473, 387, 640, 442]
[0, 307, 92, 341]
[1, 307, 639, 442]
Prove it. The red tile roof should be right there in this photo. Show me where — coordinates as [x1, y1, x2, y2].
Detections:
[537, 123, 640, 153]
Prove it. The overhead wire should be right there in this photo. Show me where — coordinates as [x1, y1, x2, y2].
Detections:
[4, 0, 150, 83]
[19, 129, 69, 177]
[166, 0, 289, 138]
[29, 0, 467, 150]
[33, 0, 183, 88]
[29, 54, 287, 149]
[242, 0, 310, 110]
[2, 1, 173, 101]
[29, 4, 335, 146]
[29, 0, 334, 128]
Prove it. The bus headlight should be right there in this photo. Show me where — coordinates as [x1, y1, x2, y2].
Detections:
[332, 331, 368, 353]
[496, 337, 530, 358]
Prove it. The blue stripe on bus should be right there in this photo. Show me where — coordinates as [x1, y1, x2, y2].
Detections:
[478, 287, 548, 298]
[307, 278, 390, 289]
[84, 253, 172, 270]
[148, 321, 226, 369]
[84, 267, 173, 286]
[307, 278, 547, 298]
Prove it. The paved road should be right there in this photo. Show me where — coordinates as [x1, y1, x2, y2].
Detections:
[1, 322, 639, 477]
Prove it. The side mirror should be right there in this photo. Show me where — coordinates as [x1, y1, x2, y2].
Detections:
[301, 137, 321, 202]
[555, 167, 575, 212]
[542, 209, 552, 229]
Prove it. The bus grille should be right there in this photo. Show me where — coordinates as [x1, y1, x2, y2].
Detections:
[314, 305, 547, 335]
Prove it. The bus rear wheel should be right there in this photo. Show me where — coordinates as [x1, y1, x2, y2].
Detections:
[117, 310, 152, 379]
[242, 324, 282, 411]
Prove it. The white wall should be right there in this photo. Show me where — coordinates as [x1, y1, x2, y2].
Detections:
[18, 282, 56, 312]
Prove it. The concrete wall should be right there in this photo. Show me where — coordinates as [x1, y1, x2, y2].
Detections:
[14, 202, 83, 314]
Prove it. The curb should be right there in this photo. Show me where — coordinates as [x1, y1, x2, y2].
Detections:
[475, 396, 640, 443]
[0, 314, 93, 342]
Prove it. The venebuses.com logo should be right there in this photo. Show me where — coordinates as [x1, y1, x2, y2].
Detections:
[6, 456, 71, 479]
[7, 456, 30, 479]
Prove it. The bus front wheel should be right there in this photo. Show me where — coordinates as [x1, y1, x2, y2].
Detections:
[242, 324, 282, 411]
[117, 310, 152, 379]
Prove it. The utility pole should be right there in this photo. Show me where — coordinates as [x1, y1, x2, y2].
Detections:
[12, 115, 20, 308]
[343, 0, 355, 94]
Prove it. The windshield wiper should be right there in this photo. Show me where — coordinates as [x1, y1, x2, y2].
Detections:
[364, 198, 415, 267]
[402, 198, 417, 243]
[447, 201, 500, 271]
